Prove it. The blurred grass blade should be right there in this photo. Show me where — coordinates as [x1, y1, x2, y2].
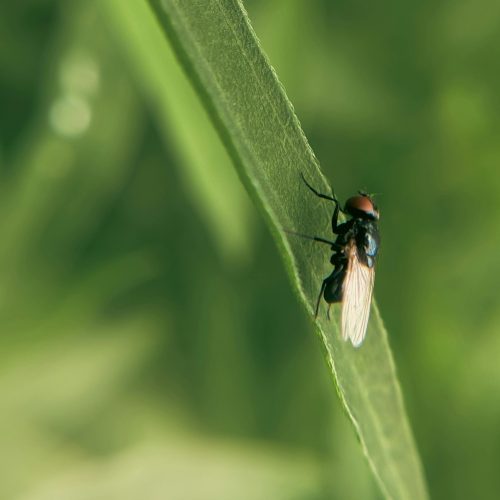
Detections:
[146, 0, 428, 498]
[103, 0, 255, 265]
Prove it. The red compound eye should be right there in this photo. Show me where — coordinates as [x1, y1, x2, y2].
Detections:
[345, 195, 379, 220]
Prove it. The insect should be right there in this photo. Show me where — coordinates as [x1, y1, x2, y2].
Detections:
[294, 174, 380, 347]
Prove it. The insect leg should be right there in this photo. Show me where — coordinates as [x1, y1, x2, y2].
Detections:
[300, 174, 349, 234]
[331, 209, 354, 235]
[315, 279, 328, 318]
[332, 218, 352, 236]
[332, 201, 341, 233]
[284, 230, 342, 250]
[301, 173, 339, 204]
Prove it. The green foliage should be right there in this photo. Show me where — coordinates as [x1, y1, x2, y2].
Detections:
[3, 0, 500, 499]
[147, 1, 427, 498]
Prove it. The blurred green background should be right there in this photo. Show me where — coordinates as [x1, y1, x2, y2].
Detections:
[2, 0, 500, 498]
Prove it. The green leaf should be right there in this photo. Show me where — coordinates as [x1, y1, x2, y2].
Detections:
[146, 0, 428, 498]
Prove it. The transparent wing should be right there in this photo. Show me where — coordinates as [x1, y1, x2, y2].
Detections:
[341, 241, 375, 347]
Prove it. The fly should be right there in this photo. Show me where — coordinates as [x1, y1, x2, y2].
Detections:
[292, 174, 380, 347]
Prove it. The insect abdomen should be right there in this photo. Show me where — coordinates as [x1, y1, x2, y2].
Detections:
[323, 265, 346, 303]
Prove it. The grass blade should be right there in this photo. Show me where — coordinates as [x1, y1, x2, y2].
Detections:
[146, 0, 428, 497]
[103, 0, 256, 265]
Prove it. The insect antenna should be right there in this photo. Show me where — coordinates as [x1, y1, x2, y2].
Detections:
[358, 189, 382, 198]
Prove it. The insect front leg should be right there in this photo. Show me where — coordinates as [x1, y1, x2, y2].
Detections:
[332, 219, 351, 236]
[332, 205, 354, 234]
[300, 174, 348, 235]
[301, 173, 342, 206]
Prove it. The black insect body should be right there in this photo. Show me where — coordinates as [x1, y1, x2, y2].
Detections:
[299, 175, 380, 347]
